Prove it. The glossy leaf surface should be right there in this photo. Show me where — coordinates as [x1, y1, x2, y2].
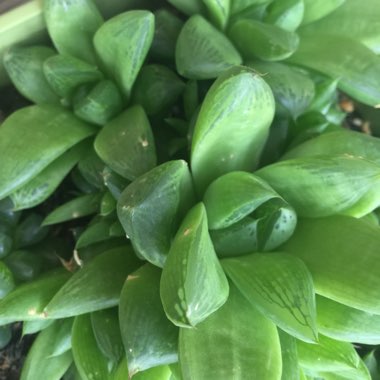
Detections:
[94, 10, 154, 98]
[229, 20, 299, 61]
[3, 46, 59, 104]
[43, 193, 102, 226]
[0, 270, 70, 325]
[0, 105, 95, 199]
[202, 0, 230, 30]
[288, 34, 380, 106]
[256, 155, 380, 218]
[316, 295, 380, 345]
[20, 322, 72, 380]
[265, 0, 304, 31]
[191, 67, 275, 194]
[302, 0, 346, 25]
[43, 54, 103, 99]
[167, 0, 205, 16]
[179, 284, 282, 380]
[161, 203, 229, 327]
[117, 161, 195, 268]
[45, 247, 141, 318]
[282, 216, 380, 314]
[223, 252, 317, 342]
[48, 318, 74, 357]
[0, 261, 15, 299]
[204, 172, 297, 254]
[278, 330, 299, 380]
[119, 264, 178, 376]
[22, 319, 53, 336]
[44, 0, 103, 63]
[95, 105, 156, 180]
[176, 15, 242, 79]
[72, 314, 110, 380]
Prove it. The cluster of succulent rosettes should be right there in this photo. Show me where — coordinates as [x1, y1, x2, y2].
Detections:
[1, 0, 380, 379]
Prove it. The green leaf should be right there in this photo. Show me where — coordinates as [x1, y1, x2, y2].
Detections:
[48, 318, 74, 357]
[3, 46, 59, 104]
[228, 20, 299, 61]
[231, 0, 273, 15]
[0, 261, 15, 299]
[117, 160, 195, 268]
[0, 270, 71, 326]
[364, 350, 380, 380]
[14, 213, 48, 248]
[95, 105, 156, 180]
[43, 54, 103, 99]
[282, 130, 380, 164]
[44, 247, 141, 318]
[202, 0, 230, 30]
[0, 105, 95, 199]
[301, 0, 346, 25]
[179, 284, 282, 380]
[72, 314, 110, 380]
[150, 9, 183, 61]
[249, 61, 315, 118]
[132, 65, 185, 115]
[287, 34, 380, 106]
[278, 330, 300, 380]
[191, 67, 275, 194]
[316, 295, 380, 345]
[223, 252, 317, 342]
[0, 231, 12, 259]
[183, 80, 199, 121]
[0, 325, 12, 349]
[20, 322, 72, 380]
[75, 216, 114, 249]
[297, 334, 360, 372]
[44, 0, 103, 63]
[119, 264, 178, 376]
[43, 193, 102, 226]
[91, 308, 124, 366]
[175, 15, 242, 79]
[203, 171, 297, 254]
[161, 203, 229, 327]
[264, 0, 304, 32]
[73, 80, 123, 126]
[93, 10, 154, 99]
[282, 216, 380, 314]
[256, 155, 380, 218]
[22, 319, 53, 336]
[100, 192, 116, 216]
[167, 0, 205, 16]
[4, 250, 43, 282]
[10, 141, 88, 210]
[113, 359, 172, 380]
[318, 361, 371, 380]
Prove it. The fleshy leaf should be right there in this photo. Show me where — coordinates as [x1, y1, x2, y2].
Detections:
[42, 193, 102, 226]
[3, 46, 59, 104]
[282, 216, 380, 314]
[175, 15, 242, 79]
[93, 10, 154, 99]
[4, 249, 43, 282]
[167, 0, 205, 16]
[44, 0, 103, 63]
[223, 252, 317, 342]
[0, 261, 15, 299]
[91, 308, 124, 366]
[231, 0, 273, 15]
[119, 264, 178, 377]
[22, 319, 53, 336]
[278, 330, 300, 380]
[48, 318, 74, 357]
[191, 67, 275, 194]
[0, 105, 95, 199]
[316, 295, 380, 345]
[20, 322, 72, 380]
[72, 314, 110, 380]
[203, 171, 297, 255]
[264, 0, 304, 32]
[302, 0, 346, 25]
[287, 34, 380, 106]
[43, 54, 103, 99]
[160, 203, 229, 327]
[10, 141, 88, 210]
[14, 213, 48, 248]
[300, 0, 380, 54]
[179, 284, 282, 380]
[297, 334, 360, 372]
[117, 160, 195, 268]
[0, 270, 71, 325]
[132, 65, 185, 115]
[44, 247, 141, 318]
[73, 80, 124, 126]
[75, 216, 114, 249]
[228, 20, 299, 61]
[202, 0, 230, 30]
[114, 359, 172, 380]
[94, 105, 156, 180]
[249, 61, 315, 118]
[282, 130, 380, 164]
[256, 155, 380, 218]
